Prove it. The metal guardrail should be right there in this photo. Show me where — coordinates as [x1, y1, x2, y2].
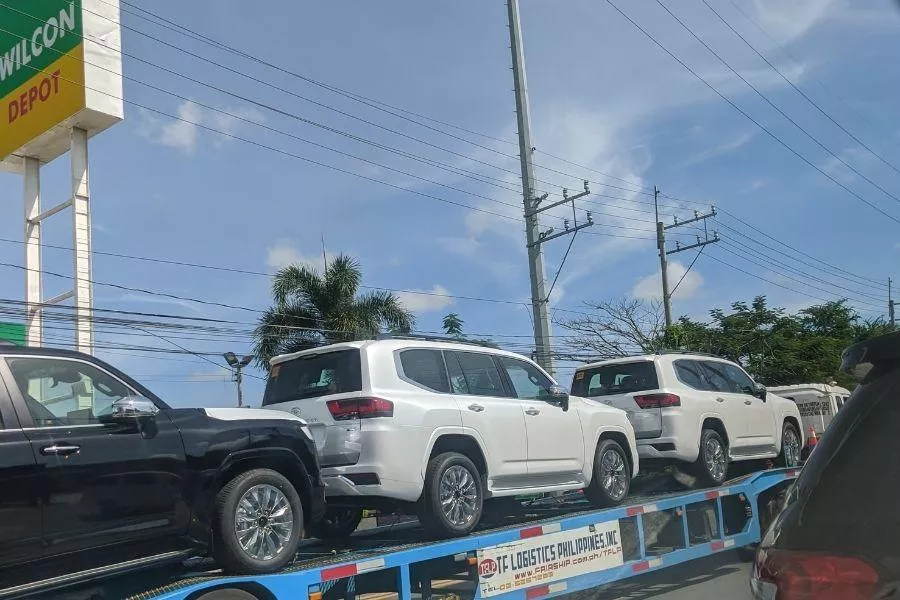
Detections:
[141, 468, 799, 600]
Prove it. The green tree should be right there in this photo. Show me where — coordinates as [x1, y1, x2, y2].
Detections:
[253, 255, 415, 366]
[442, 313, 464, 337]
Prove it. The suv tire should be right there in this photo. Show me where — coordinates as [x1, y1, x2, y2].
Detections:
[694, 429, 729, 487]
[584, 439, 631, 507]
[214, 468, 304, 574]
[418, 452, 483, 537]
[776, 422, 801, 468]
[309, 506, 364, 541]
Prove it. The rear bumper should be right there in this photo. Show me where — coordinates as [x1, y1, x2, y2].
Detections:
[636, 435, 698, 463]
[320, 424, 427, 503]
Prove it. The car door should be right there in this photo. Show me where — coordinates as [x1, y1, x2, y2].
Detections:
[0, 355, 190, 559]
[719, 362, 777, 450]
[446, 351, 528, 484]
[497, 355, 583, 478]
[693, 360, 747, 450]
[0, 367, 41, 570]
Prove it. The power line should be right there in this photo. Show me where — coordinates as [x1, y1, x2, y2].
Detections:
[605, 0, 900, 225]
[656, 0, 900, 209]
[699, 0, 900, 177]
[714, 207, 887, 287]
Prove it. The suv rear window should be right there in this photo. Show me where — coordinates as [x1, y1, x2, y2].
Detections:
[572, 361, 658, 397]
[262, 349, 362, 406]
[398, 349, 450, 392]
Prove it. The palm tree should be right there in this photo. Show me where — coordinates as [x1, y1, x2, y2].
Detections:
[253, 254, 414, 366]
[442, 313, 464, 337]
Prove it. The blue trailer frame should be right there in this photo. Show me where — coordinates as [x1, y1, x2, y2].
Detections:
[138, 468, 798, 600]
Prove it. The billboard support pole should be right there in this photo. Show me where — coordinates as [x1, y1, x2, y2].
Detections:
[24, 157, 42, 347]
[72, 127, 94, 355]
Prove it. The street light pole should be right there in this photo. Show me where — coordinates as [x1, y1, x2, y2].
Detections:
[224, 352, 253, 408]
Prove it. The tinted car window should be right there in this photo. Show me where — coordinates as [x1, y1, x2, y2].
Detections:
[673, 360, 707, 390]
[498, 356, 553, 399]
[6, 357, 134, 426]
[571, 361, 658, 397]
[399, 349, 449, 392]
[700, 361, 733, 393]
[449, 351, 506, 397]
[262, 349, 362, 405]
[445, 352, 469, 394]
[720, 363, 755, 395]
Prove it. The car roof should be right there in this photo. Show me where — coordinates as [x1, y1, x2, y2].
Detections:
[0, 346, 96, 360]
[270, 339, 540, 367]
[767, 383, 851, 394]
[575, 352, 731, 371]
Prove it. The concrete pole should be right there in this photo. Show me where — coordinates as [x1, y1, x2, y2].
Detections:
[71, 127, 94, 354]
[24, 157, 42, 347]
[507, 0, 554, 375]
[655, 187, 672, 328]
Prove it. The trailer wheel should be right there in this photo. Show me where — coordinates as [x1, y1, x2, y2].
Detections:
[418, 452, 483, 537]
[213, 468, 304, 574]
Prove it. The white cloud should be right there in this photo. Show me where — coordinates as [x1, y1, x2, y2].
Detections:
[632, 261, 705, 301]
[684, 132, 756, 167]
[396, 285, 454, 313]
[265, 240, 336, 272]
[136, 100, 265, 155]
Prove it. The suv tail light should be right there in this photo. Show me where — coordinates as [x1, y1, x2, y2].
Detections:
[633, 393, 681, 408]
[753, 548, 879, 600]
[327, 397, 394, 420]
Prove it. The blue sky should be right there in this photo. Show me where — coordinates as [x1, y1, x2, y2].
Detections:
[1, 0, 899, 406]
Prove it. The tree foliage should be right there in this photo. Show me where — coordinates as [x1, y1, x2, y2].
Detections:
[442, 313, 464, 337]
[253, 255, 415, 366]
[558, 295, 892, 387]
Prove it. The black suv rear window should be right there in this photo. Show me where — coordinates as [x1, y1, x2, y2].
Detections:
[572, 361, 658, 397]
[262, 349, 362, 406]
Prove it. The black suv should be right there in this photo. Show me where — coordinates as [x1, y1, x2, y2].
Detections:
[752, 331, 900, 599]
[0, 347, 325, 598]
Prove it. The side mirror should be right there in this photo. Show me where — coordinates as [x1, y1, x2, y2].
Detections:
[109, 396, 159, 420]
[542, 385, 570, 412]
[754, 383, 767, 401]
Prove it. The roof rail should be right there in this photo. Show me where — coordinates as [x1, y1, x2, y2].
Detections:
[653, 348, 726, 359]
[375, 333, 498, 348]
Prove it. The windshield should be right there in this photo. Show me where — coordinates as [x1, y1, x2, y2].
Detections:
[572, 362, 658, 397]
[262, 349, 362, 405]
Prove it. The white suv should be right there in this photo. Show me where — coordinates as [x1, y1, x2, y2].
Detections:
[262, 338, 639, 538]
[571, 353, 802, 487]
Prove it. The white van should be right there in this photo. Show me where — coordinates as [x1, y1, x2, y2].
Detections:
[766, 383, 851, 438]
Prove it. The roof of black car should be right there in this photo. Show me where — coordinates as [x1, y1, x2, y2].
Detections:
[841, 330, 900, 379]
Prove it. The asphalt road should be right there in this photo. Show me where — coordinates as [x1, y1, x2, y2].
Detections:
[573, 549, 755, 600]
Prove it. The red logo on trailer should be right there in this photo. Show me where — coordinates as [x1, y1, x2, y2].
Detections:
[479, 558, 498, 578]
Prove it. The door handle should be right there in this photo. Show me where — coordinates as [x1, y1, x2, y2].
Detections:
[467, 404, 485, 413]
[716, 397, 725, 403]
[525, 407, 540, 416]
[744, 400, 752, 405]
[40, 444, 80, 456]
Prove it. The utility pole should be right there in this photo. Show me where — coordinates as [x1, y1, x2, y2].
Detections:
[655, 191, 719, 327]
[890, 277, 895, 329]
[508, 0, 582, 376]
[224, 352, 252, 408]
[654, 187, 672, 328]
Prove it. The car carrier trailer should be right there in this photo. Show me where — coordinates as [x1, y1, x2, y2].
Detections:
[42, 469, 798, 600]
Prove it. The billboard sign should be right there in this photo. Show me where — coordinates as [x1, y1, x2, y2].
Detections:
[477, 520, 624, 597]
[0, 0, 123, 167]
[0, 322, 26, 346]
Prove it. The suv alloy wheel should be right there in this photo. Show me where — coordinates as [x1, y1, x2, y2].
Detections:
[585, 439, 632, 507]
[418, 452, 483, 537]
[695, 429, 728, 486]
